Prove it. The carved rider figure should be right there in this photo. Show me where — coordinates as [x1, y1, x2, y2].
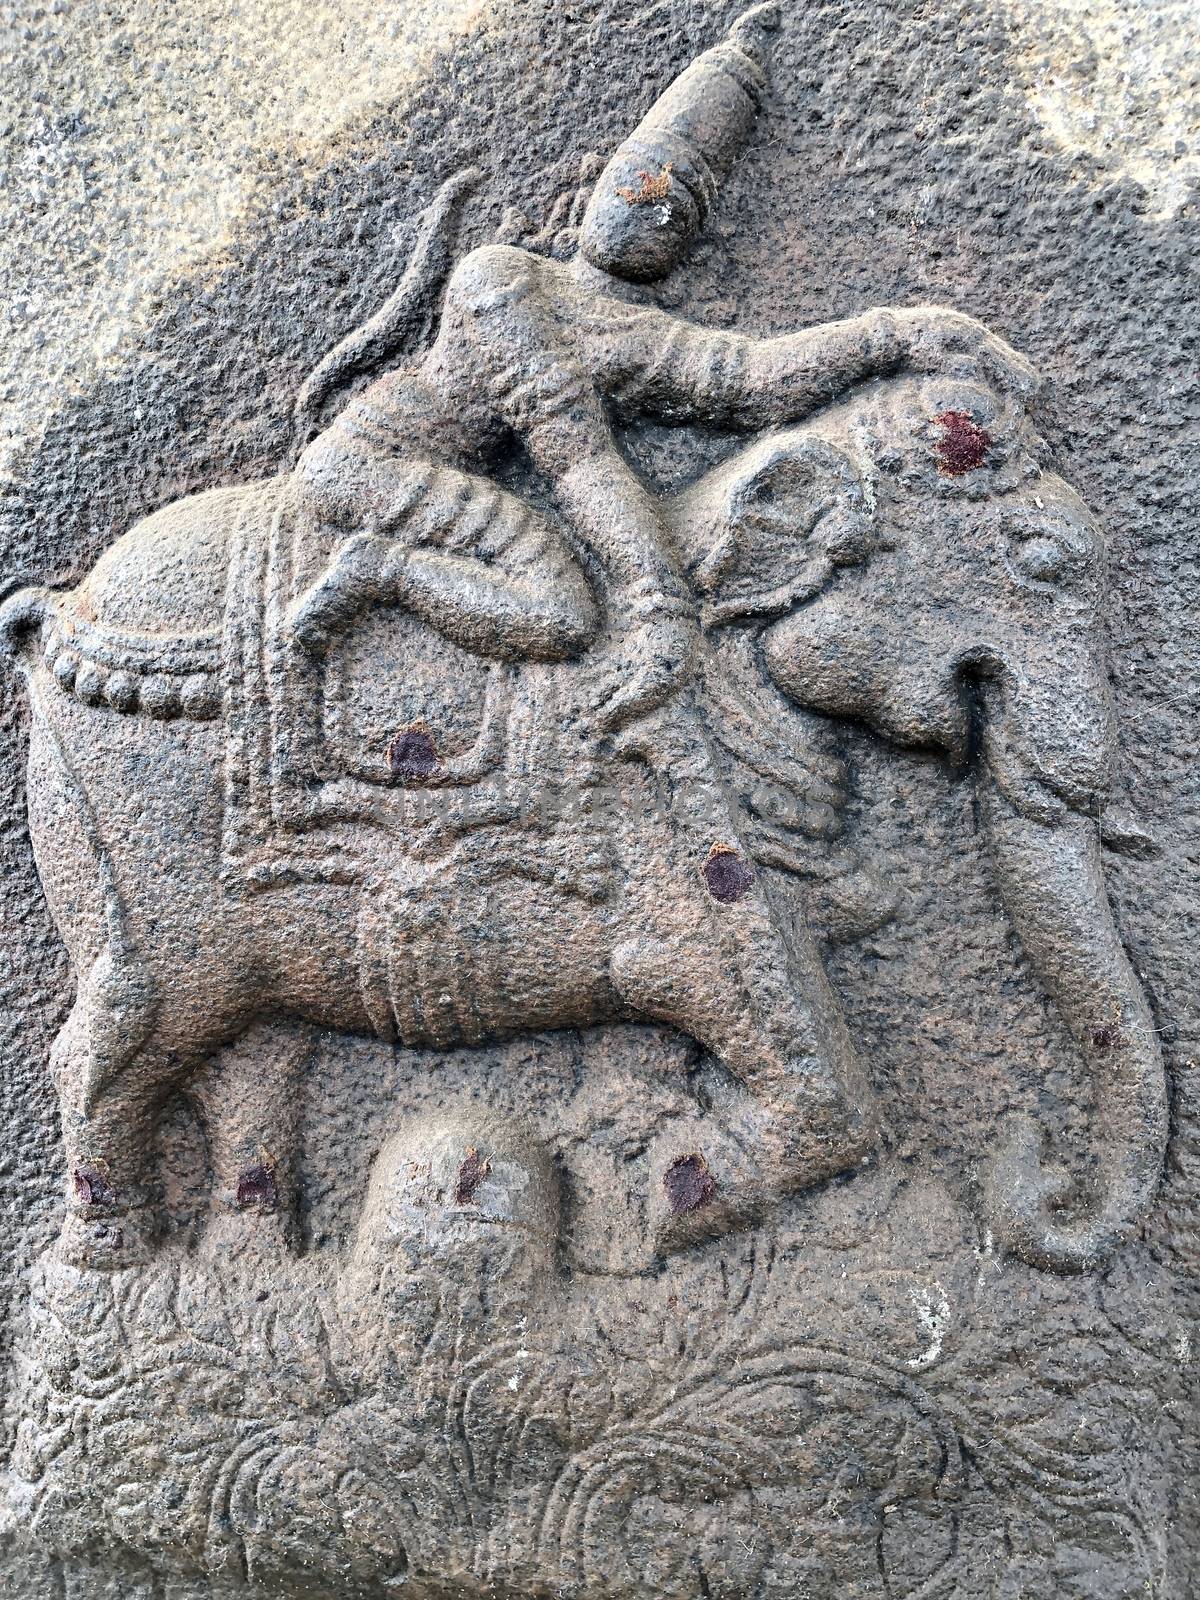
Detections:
[286, 4, 1030, 708]
[273, 2, 1037, 1230]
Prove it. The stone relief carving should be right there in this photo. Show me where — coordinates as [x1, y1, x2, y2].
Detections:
[8, 1170, 1178, 1597]
[0, 5, 1178, 1595]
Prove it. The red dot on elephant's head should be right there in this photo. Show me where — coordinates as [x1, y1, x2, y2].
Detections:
[931, 410, 992, 475]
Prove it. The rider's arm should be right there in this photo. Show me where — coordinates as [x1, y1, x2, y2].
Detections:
[592, 301, 900, 428]
[587, 295, 1036, 429]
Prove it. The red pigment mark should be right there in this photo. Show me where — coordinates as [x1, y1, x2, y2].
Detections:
[72, 1165, 115, 1207]
[454, 1147, 491, 1206]
[388, 724, 439, 779]
[1091, 1023, 1121, 1053]
[236, 1164, 278, 1210]
[702, 844, 755, 904]
[931, 410, 992, 475]
[616, 161, 674, 205]
[663, 1153, 717, 1216]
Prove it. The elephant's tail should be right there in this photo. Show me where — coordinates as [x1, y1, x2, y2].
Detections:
[0, 584, 55, 669]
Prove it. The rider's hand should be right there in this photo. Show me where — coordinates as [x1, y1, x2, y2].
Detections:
[881, 306, 1041, 402]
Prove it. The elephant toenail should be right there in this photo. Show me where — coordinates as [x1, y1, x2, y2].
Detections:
[236, 1164, 278, 1209]
[663, 1153, 717, 1215]
[72, 1165, 115, 1207]
[702, 844, 755, 903]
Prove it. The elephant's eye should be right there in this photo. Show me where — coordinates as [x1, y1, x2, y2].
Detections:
[1012, 535, 1066, 580]
[999, 500, 1090, 587]
[739, 460, 818, 535]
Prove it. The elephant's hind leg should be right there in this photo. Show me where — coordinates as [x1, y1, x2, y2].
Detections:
[192, 1020, 311, 1260]
[27, 680, 172, 1264]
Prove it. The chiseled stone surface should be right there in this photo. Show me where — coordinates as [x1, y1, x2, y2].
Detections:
[0, 1, 1197, 1596]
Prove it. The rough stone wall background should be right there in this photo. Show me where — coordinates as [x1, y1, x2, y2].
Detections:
[0, 0, 1196, 1594]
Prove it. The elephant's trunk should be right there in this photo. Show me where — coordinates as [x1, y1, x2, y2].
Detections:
[978, 783, 1167, 1271]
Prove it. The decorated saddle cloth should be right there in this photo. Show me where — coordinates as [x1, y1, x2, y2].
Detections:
[219, 480, 602, 907]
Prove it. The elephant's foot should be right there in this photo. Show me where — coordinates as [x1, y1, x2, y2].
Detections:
[611, 930, 880, 1254]
[201, 1154, 299, 1263]
[56, 1198, 156, 1271]
[647, 1079, 878, 1257]
[647, 1118, 765, 1255]
[201, 1204, 298, 1265]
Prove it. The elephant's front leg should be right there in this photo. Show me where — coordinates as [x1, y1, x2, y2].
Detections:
[608, 717, 880, 1252]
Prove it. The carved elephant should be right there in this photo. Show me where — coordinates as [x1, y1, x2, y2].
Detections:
[681, 372, 1166, 1272]
[0, 372, 1164, 1274]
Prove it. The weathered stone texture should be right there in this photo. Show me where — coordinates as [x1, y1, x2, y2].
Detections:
[0, 1, 1196, 1596]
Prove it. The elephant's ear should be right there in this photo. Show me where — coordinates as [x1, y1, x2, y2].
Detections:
[680, 435, 874, 627]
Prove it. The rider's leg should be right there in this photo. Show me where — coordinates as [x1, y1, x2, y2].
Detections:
[287, 460, 597, 664]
